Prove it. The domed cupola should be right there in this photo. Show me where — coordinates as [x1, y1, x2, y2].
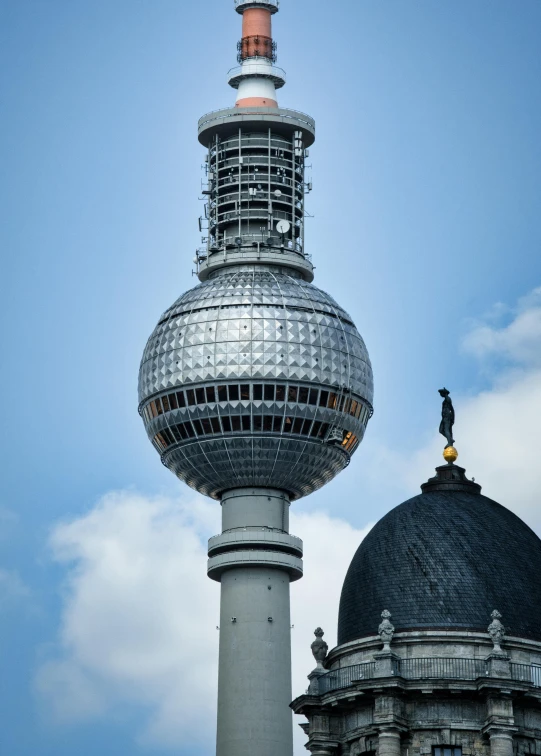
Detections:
[338, 459, 541, 644]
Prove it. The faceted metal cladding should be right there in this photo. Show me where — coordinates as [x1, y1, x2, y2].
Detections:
[138, 265, 373, 499]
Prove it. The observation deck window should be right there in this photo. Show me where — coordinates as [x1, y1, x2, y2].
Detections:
[152, 415, 351, 454]
[264, 384, 275, 401]
[311, 421, 322, 437]
[434, 749, 462, 756]
[292, 418, 304, 434]
[143, 382, 372, 427]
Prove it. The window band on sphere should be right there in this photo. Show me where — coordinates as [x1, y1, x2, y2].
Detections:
[141, 380, 373, 424]
[152, 414, 361, 455]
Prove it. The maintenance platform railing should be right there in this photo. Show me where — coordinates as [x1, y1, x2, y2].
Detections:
[235, 0, 279, 11]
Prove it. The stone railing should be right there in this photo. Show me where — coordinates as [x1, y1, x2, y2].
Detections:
[316, 658, 541, 695]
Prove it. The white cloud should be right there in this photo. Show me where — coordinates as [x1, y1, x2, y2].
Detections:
[463, 285, 541, 367]
[36, 490, 370, 753]
[36, 491, 220, 749]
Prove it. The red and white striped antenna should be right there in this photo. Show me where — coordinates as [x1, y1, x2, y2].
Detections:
[230, 0, 285, 107]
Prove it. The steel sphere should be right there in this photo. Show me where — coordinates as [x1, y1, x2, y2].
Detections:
[138, 265, 373, 499]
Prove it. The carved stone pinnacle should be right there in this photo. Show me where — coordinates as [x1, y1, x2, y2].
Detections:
[378, 609, 395, 652]
[488, 609, 506, 653]
[311, 627, 328, 668]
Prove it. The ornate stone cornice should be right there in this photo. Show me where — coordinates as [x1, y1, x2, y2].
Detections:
[326, 630, 541, 666]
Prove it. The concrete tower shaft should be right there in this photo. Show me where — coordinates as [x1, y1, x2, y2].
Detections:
[208, 488, 301, 756]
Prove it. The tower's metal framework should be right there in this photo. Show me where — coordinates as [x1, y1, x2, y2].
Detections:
[138, 3, 374, 755]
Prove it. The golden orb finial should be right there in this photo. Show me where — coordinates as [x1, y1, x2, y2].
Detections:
[443, 446, 458, 464]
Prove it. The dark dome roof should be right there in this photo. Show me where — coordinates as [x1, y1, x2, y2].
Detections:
[338, 464, 541, 645]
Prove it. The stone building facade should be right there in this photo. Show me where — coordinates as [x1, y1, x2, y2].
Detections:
[291, 464, 541, 756]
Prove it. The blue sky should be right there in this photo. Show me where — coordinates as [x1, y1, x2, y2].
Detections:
[1, 1, 541, 754]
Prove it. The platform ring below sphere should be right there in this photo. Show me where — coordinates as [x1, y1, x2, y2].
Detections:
[138, 266, 373, 499]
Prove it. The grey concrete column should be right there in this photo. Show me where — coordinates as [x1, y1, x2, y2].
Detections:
[208, 488, 303, 756]
[488, 729, 514, 756]
[221, 487, 289, 531]
[377, 727, 401, 756]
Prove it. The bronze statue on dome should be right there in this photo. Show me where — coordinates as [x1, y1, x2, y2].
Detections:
[438, 388, 455, 448]
[439, 388, 459, 464]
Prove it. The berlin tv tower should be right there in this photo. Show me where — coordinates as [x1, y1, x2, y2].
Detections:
[138, 2, 373, 754]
